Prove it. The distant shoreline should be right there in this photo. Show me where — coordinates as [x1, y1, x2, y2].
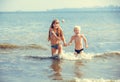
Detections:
[0, 11, 119, 13]
[0, 6, 120, 13]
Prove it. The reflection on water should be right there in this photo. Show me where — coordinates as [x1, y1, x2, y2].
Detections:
[74, 60, 84, 78]
[49, 59, 63, 80]
[48, 59, 84, 80]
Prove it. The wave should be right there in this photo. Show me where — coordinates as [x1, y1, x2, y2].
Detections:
[62, 78, 120, 82]
[94, 51, 120, 58]
[0, 43, 47, 50]
[25, 51, 120, 61]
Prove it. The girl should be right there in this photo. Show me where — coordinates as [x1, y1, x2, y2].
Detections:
[48, 19, 66, 56]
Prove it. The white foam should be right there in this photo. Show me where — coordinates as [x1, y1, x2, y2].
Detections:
[59, 52, 95, 60]
[73, 78, 120, 82]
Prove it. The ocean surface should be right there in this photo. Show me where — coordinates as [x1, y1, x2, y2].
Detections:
[0, 11, 120, 82]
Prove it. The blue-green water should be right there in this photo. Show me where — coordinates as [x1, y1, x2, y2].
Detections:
[0, 11, 120, 82]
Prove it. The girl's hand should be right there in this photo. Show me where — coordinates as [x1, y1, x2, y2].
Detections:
[86, 45, 88, 48]
[57, 37, 61, 40]
[63, 43, 67, 47]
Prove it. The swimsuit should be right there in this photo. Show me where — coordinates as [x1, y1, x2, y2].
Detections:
[75, 48, 84, 54]
[50, 29, 61, 49]
[51, 44, 59, 49]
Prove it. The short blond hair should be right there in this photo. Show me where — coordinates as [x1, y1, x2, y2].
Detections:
[74, 26, 81, 31]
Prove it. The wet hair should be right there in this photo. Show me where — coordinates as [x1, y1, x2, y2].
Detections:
[48, 19, 62, 41]
[50, 19, 59, 29]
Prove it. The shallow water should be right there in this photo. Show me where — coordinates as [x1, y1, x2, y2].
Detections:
[0, 49, 120, 82]
[0, 11, 120, 82]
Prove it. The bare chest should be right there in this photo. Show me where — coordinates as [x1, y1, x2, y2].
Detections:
[74, 36, 82, 43]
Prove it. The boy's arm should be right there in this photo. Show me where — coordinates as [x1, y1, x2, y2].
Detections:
[82, 34, 88, 48]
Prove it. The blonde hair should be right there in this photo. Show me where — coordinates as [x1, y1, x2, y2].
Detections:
[74, 26, 81, 31]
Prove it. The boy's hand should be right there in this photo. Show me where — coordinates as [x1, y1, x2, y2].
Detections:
[67, 43, 72, 46]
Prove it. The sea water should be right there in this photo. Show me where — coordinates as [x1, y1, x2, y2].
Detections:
[0, 11, 120, 82]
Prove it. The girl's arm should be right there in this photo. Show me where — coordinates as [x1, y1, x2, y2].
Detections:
[50, 28, 61, 40]
[59, 28, 66, 46]
[82, 34, 88, 48]
[48, 28, 51, 41]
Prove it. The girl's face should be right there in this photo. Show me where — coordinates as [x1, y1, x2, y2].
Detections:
[53, 21, 59, 29]
[74, 28, 80, 34]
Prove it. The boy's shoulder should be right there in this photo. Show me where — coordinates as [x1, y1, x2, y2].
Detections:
[72, 34, 76, 37]
[80, 34, 84, 37]
[71, 35, 75, 39]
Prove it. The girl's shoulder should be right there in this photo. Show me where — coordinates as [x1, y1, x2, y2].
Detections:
[49, 28, 54, 32]
[49, 28, 53, 31]
[49, 28, 54, 35]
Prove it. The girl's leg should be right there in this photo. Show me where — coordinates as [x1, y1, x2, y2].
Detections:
[51, 48, 57, 56]
[58, 44, 62, 55]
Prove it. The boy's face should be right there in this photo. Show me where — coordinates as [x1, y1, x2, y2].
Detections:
[74, 28, 80, 34]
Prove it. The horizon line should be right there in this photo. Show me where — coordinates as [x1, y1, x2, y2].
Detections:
[0, 6, 120, 12]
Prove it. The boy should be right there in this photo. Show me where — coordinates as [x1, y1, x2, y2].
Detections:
[67, 26, 88, 57]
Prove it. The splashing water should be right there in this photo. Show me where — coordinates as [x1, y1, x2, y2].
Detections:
[59, 52, 95, 60]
